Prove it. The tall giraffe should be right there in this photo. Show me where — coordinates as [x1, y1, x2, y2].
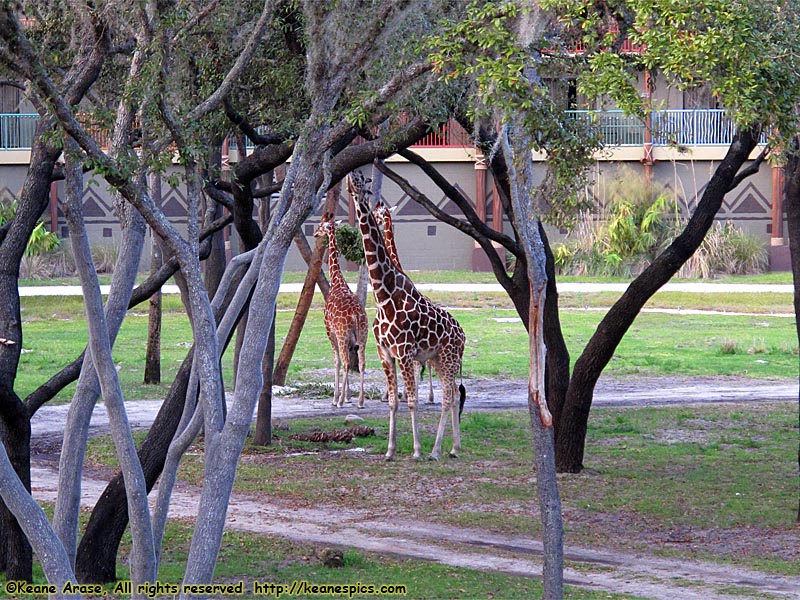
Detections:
[348, 172, 466, 461]
[372, 200, 435, 404]
[313, 215, 368, 408]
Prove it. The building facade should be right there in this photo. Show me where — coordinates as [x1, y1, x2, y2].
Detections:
[0, 80, 788, 272]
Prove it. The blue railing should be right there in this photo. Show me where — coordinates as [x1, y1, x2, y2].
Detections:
[565, 108, 739, 147]
[0, 109, 751, 151]
[0, 113, 38, 149]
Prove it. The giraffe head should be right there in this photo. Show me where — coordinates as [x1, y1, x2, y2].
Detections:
[372, 200, 398, 228]
[347, 171, 372, 213]
[313, 213, 336, 240]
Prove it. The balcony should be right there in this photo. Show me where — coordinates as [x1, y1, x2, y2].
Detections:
[565, 108, 741, 147]
[0, 113, 38, 150]
[0, 109, 753, 152]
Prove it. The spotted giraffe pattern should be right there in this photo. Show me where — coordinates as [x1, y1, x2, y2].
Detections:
[348, 172, 465, 461]
[313, 216, 368, 408]
[373, 201, 438, 404]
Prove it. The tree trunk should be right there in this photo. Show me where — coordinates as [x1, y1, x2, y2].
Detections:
[539, 223, 571, 439]
[253, 317, 275, 445]
[144, 243, 163, 384]
[272, 186, 338, 386]
[76, 350, 193, 582]
[63, 144, 156, 590]
[782, 141, 800, 523]
[0, 120, 63, 583]
[503, 122, 563, 599]
[77, 253, 251, 582]
[144, 174, 164, 385]
[555, 128, 761, 472]
[253, 172, 275, 446]
[204, 192, 227, 301]
[180, 137, 328, 589]
[0, 413, 31, 583]
[0, 438, 76, 591]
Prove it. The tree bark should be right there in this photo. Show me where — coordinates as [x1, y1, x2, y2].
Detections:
[503, 122, 563, 599]
[782, 141, 800, 523]
[63, 143, 156, 590]
[0, 119, 61, 582]
[272, 186, 338, 386]
[0, 9, 109, 577]
[253, 318, 275, 445]
[76, 351, 192, 583]
[253, 172, 275, 446]
[144, 174, 164, 385]
[555, 128, 761, 472]
[76, 252, 251, 582]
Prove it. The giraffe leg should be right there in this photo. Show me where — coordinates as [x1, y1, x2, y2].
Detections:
[357, 342, 366, 409]
[331, 344, 341, 407]
[449, 383, 462, 458]
[337, 337, 351, 407]
[399, 357, 422, 461]
[378, 345, 398, 460]
[429, 380, 452, 461]
[427, 360, 435, 404]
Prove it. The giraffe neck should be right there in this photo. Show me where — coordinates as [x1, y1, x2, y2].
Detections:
[350, 187, 406, 305]
[326, 229, 349, 290]
[380, 210, 405, 274]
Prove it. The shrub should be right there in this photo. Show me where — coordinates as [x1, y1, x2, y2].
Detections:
[554, 170, 767, 279]
[554, 169, 678, 277]
[678, 221, 767, 278]
[0, 200, 66, 279]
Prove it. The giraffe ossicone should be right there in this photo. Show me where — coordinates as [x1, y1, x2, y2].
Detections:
[348, 172, 466, 461]
[313, 213, 368, 409]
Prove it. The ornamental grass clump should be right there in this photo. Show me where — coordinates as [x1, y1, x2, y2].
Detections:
[555, 170, 767, 278]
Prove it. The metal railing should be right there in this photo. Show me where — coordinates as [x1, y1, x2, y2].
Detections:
[0, 109, 751, 151]
[565, 108, 739, 147]
[0, 113, 38, 149]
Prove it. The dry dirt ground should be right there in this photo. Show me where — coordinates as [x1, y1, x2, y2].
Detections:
[29, 374, 800, 600]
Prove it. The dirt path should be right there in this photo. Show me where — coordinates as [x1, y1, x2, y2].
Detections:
[29, 459, 800, 600]
[30, 375, 800, 599]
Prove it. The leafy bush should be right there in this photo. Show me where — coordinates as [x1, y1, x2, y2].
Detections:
[554, 170, 767, 278]
[0, 200, 65, 279]
[334, 224, 365, 265]
[554, 170, 679, 277]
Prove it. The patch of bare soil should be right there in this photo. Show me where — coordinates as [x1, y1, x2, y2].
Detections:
[30, 375, 800, 599]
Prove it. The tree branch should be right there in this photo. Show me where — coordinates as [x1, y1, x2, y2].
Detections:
[726, 143, 767, 192]
[375, 161, 514, 290]
[397, 148, 522, 255]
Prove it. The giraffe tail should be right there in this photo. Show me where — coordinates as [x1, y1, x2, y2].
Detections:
[458, 383, 466, 422]
[347, 334, 361, 373]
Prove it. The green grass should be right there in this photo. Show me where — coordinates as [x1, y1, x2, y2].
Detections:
[85, 402, 800, 577]
[17, 292, 798, 404]
[2, 509, 635, 600]
[278, 270, 795, 285]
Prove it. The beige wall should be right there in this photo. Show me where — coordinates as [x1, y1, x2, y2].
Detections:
[0, 151, 780, 273]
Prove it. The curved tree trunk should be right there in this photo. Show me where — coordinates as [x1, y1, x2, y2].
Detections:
[144, 238, 163, 385]
[76, 350, 193, 583]
[781, 140, 800, 523]
[555, 128, 761, 472]
[145, 172, 164, 385]
[0, 122, 62, 582]
[539, 223, 571, 435]
[76, 256, 248, 582]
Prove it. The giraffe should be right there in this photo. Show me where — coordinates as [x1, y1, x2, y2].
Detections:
[372, 200, 435, 405]
[348, 172, 466, 461]
[313, 214, 368, 408]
